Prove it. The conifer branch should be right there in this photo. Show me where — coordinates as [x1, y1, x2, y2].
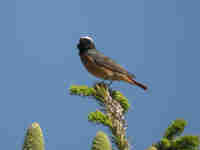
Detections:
[22, 122, 45, 150]
[91, 131, 112, 150]
[70, 83, 200, 150]
[70, 82, 130, 150]
[152, 119, 200, 150]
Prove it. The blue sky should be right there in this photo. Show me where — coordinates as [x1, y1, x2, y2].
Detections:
[0, 0, 199, 149]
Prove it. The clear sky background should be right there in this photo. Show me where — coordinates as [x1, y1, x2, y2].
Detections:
[0, 0, 199, 149]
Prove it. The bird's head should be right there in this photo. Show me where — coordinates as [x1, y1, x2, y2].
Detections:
[77, 36, 96, 53]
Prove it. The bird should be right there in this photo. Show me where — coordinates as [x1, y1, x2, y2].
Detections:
[77, 36, 148, 90]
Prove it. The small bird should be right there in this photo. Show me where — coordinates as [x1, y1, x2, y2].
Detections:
[77, 36, 148, 90]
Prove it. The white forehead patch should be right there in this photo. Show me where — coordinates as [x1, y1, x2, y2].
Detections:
[80, 36, 94, 43]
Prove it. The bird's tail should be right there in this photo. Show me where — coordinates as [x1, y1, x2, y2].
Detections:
[127, 77, 148, 91]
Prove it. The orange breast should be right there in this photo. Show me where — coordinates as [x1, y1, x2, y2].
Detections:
[80, 54, 114, 80]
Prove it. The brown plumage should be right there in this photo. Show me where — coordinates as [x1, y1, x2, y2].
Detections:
[77, 36, 148, 90]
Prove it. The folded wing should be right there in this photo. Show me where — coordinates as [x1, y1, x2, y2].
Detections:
[87, 49, 136, 78]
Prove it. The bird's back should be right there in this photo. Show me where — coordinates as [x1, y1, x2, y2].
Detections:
[86, 49, 136, 78]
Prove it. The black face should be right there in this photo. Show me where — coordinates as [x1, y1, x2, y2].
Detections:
[77, 38, 95, 53]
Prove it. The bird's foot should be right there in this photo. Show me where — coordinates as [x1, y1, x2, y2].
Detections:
[93, 80, 113, 90]
[107, 80, 113, 87]
[102, 80, 113, 91]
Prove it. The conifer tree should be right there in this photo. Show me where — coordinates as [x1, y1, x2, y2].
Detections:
[22, 122, 45, 150]
[70, 82, 200, 150]
[21, 82, 200, 150]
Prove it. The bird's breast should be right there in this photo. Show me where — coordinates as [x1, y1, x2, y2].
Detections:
[80, 54, 114, 80]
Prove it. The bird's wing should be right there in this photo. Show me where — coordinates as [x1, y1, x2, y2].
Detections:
[87, 49, 136, 78]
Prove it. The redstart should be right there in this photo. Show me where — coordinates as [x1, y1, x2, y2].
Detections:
[77, 36, 147, 90]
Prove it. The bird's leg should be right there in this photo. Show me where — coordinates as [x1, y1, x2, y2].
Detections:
[97, 80, 113, 89]
[99, 80, 111, 87]
[99, 80, 105, 85]
[108, 80, 113, 86]
[96, 80, 106, 87]
[107, 80, 114, 93]
[104, 80, 113, 87]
